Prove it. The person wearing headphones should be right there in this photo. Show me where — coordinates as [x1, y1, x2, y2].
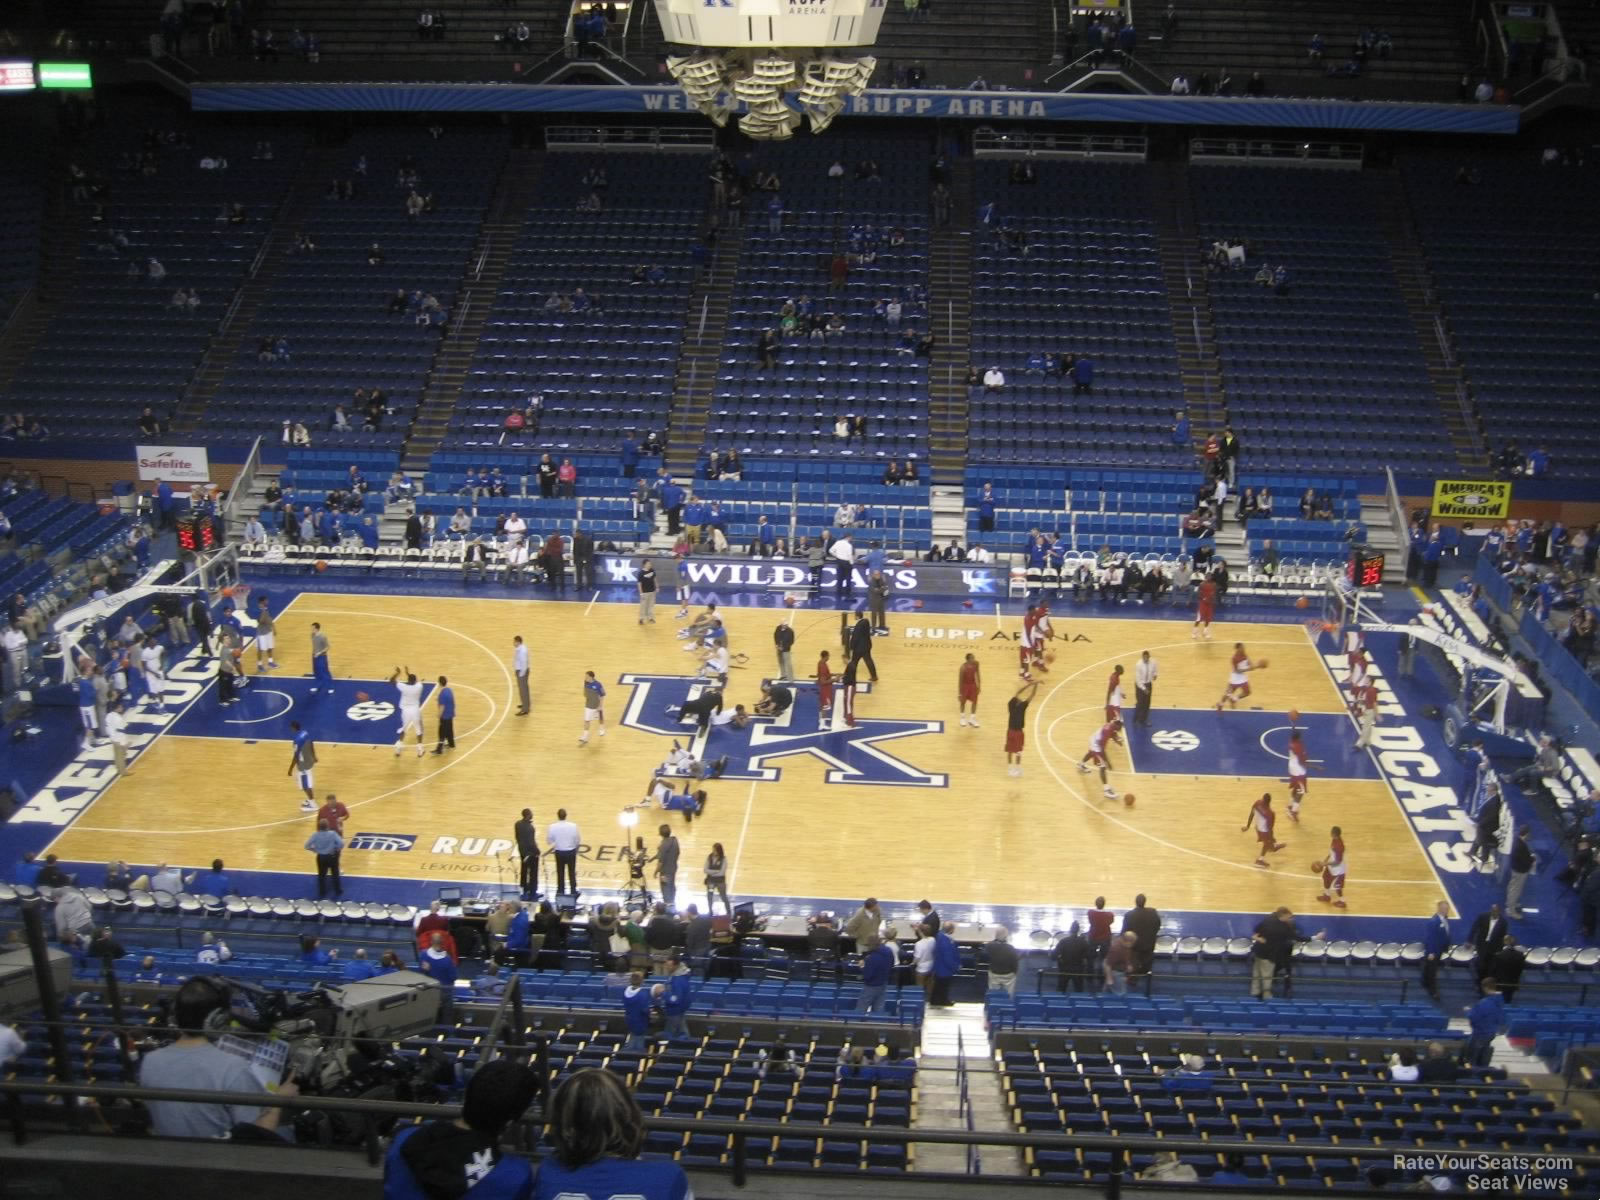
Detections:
[384, 1057, 540, 1199]
[138, 977, 298, 1139]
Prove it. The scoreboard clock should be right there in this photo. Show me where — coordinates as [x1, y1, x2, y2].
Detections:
[176, 514, 218, 554]
[1347, 546, 1384, 587]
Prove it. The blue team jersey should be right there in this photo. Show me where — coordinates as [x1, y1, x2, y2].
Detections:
[76, 677, 95, 707]
[384, 1125, 533, 1200]
[438, 688, 456, 719]
[533, 1157, 689, 1200]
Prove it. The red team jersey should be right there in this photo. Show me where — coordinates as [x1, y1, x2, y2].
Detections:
[958, 659, 980, 699]
[1250, 798, 1276, 843]
[816, 657, 833, 702]
[1197, 579, 1217, 616]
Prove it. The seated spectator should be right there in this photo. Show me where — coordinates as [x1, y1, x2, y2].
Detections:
[1388, 1047, 1420, 1082]
[1140, 1152, 1199, 1183]
[882, 460, 903, 486]
[1154, 1053, 1214, 1092]
[195, 931, 233, 964]
[383, 1059, 538, 1195]
[982, 367, 1005, 392]
[138, 407, 163, 437]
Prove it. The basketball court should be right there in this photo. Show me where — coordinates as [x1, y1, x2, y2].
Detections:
[40, 589, 1451, 924]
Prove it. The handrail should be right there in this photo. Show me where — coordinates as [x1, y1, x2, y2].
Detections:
[221, 435, 264, 531]
[1384, 466, 1411, 551]
[0, 284, 33, 341]
[451, 292, 472, 339]
[14, 1079, 1589, 1174]
[1433, 313, 1454, 367]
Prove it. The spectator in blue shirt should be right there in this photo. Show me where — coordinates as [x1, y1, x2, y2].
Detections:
[473, 963, 508, 998]
[1072, 355, 1095, 395]
[659, 481, 684, 535]
[343, 948, 379, 981]
[977, 487, 996, 533]
[857, 934, 897, 1014]
[189, 859, 234, 896]
[1422, 531, 1444, 587]
[1171, 409, 1190, 447]
[930, 922, 960, 1007]
[13, 852, 41, 887]
[865, 542, 887, 574]
[300, 934, 337, 966]
[1155, 1053, 1215, 1093]
[620, 436, 640, 478]
[1210, 1153, 1255, 1186]
[621, 972, 663, 1052]
[753, 515, 777, 557]
[419, 932, 459, 1018]
[1465, 981, 1506, 1067]
[505, 901, 532, 966]
[358, 517, 379, 549]
[383, 1057, 539, 1200]
[534, 1068, 690, 1200]
[1527, 446, 1549, 477]
[660, 953, 694, 1038]
[1420, 899, 1451, 1001]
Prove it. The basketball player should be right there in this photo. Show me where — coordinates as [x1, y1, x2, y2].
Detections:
[579, 670, 606, 745]
[1353, 678, 1380, 750]
[840, 655, 859, 728]
[1286, 729, 1310, 821]
[1018, 604, 1039, 680]
[1242, 792, 1287, 868]
[1215, 642, 1262, 711]
[1317, 826, 1347, 908]
[140, 638, 166, 709]
[309, 622, 333, 691]
[1105, 664, 1126, 723]
[1193, 575, 1217, 639]
[676, 603, 718, 645]
[1077, 717, 1124, 798]
[287, 719, 318, 811]
[816, 649, 834, 729]
[958, 652, 981, 727]
[254, 596, 279, 670]
[1005, 680, 1039, 777]
[698, 640, 731, 685]
[1346, 648, 1370, 699]
[389, 666, 426, 757]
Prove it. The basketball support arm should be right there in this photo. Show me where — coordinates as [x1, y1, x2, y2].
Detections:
[1359, 622, 1532, 733]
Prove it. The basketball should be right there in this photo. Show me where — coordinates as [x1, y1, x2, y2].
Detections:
[1256, 658, 1269, 669]
[221, 585, 235, 598]
[1295, 596, 1309, 609]
[1044, 650, 1057, 664]
[962, 599, 973, 608]
[1311, 860, 1326, 875]
[1123, 793, 1136, 807]
[1288, 708, 1300, 724]
[783, 595, 796, 607]
[1322, 621, 1339, 634]
[355, 691, 370, 702]
[913, 599, 924, 609]
[314, 559, 328, 572]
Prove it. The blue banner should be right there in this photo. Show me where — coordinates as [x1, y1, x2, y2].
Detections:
[191, 83, 1521, 134]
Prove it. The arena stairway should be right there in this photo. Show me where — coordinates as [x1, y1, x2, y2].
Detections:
[913, 1003, 1022, 1176]
[400, 146, 536, 476]
[665, 223, 745, 480]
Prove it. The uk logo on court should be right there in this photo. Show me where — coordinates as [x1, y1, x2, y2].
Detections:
[347, 832, 417, 852]
[347, 701, 396, 721]
[618, 673, 947, 788]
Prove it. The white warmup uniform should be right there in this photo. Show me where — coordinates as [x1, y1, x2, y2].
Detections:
[140, 643, 165, 701]
[396, 678, 425, 738]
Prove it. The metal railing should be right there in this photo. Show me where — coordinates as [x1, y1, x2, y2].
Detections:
[15, 1078, 1593, 1185]
[220, 435, 264, 531]
[955, 1026, 979, 1175]
[546, 126, 717, 152]
[1190, 138, 1364, 167]
[972, 129, 1149, 159]
[1433, 314, 1455, 367]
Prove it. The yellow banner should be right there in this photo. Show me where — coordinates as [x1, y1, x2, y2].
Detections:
[1431, 479, 1511, 520]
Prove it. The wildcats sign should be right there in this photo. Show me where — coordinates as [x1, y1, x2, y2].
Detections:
[619, 673, 946, 788]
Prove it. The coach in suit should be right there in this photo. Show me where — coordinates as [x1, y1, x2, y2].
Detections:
[1468, 904, 1508, 983]
[462, 536, 489, 581]
[572, 526, 595, 591]
[1123, 894, 1162, 977]
[849, 615, 879, 684]
[514, 808, 539, 899]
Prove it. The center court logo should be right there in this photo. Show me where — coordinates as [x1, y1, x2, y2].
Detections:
[347, 701, 396, 721]
[619, 673, 947, 788]
[347, 832, 416, 852]
[1150, 730, 1200, 752]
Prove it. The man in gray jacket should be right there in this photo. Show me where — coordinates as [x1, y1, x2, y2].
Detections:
[655, 824, 680, 911]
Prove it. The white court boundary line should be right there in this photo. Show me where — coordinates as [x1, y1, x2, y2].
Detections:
[1300, 620, 1454, 909]
[67, 605, 515, 836]
[1030, 637, 1440, 887]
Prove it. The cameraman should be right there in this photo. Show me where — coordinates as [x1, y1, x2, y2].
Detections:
[138, 978, 298, 1140]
